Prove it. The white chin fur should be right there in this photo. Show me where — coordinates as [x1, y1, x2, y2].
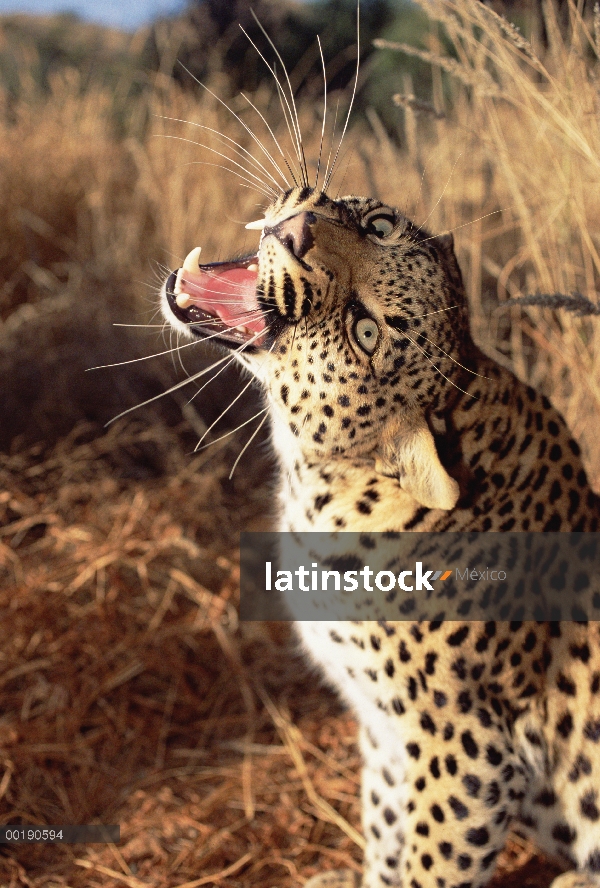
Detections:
[160, 277, 196, 339]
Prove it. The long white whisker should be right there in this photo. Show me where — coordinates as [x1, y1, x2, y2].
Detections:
[228, 411, 270, 480]
[403, 159, 429, 224]
[240, 92, 294, 187]
[193, 325, 276, 450]
[138, 278, 172, 292]
[404, 333, 475, 398]
[109, 316, 273, 428]
[249, 12, 308, 187]
[184, 159, 273, 198]
[175, 328, 188, 377]
[159, 134, 277, 196]
[418, 333, 490, 379]
[322, 96, 341, 193]
[324, 1, 360, 192]
[419, 208, 510, 244]
[195, 374, 258, 450]
[196, 406, 270, 452]
[106, 354, 235, 425]
[237, 182, 273, 197]
[267, 65, 303, 187]
[333, 149, 354, 199]
[97, 302, 272, 370]
[185, 316, 273, 406]
[187, 348, 243, 403]
[160, 115, 287, 192]
[409, 305, 459, 321]
[414, 155, 462, 238]
[315, 35, 327, 192]
[240, 26, 304, 186]
[176, 64, 288, 194]
[88, 337, 204, 370]
[223, 338, 276, 473]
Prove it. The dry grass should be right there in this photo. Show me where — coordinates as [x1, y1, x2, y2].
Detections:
[0, 423, 562, 888]
[1, 2, 600, 886]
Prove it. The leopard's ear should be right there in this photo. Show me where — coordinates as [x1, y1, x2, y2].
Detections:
[375, 415, 459, 511]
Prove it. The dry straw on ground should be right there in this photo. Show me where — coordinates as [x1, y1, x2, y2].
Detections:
[1, 0, 600, 885]
[0, 423, 562, 888]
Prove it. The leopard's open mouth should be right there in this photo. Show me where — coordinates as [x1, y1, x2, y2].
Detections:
[163, 248, 265, 348]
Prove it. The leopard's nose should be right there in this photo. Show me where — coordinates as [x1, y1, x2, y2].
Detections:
[268, 211, 316, 260]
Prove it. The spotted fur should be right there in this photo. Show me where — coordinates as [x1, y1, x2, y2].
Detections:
[162, 186, 600, 888]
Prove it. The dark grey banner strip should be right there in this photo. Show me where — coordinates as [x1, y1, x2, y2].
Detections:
[240, 532, 600, 620]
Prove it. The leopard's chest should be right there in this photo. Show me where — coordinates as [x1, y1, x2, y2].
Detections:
[293, 620, 407, 733]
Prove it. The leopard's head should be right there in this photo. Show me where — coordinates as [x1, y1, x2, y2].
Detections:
[162, 186, 473, 508]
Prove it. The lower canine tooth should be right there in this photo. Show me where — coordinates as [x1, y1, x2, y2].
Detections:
[176, 292, 192, 309]
[247, 263, 258, 272]
[182, 246, 202, 273]
[173, 268, 184, 295]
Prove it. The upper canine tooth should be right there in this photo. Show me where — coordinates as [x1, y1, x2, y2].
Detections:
[176, 292, 193, 309]
[182, 246, 202, 273]
[247, 263, 258, 272]
[245, 218, 266, 230]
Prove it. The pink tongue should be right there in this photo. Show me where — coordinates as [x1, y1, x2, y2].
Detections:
[180, 266, 263, 332]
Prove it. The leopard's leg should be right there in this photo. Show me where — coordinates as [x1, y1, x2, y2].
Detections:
[305, 711, 527, 888]
[305, 721, 407, 888]
[358, 722, 408, 888]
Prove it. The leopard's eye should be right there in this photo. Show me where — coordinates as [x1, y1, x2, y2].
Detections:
[368, 215, 395, 238]
[354, 317, 379, 353]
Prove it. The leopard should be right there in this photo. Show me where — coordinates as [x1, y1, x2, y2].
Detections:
[161, 184, 600, 888]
